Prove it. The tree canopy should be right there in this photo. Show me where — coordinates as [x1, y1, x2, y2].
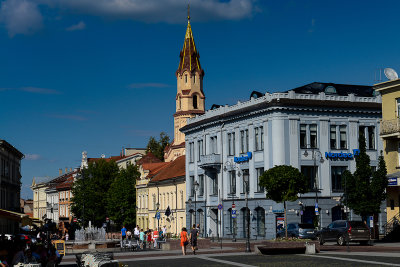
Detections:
[71, 159, 139, 228]
[342, 135, 387, 218]
[259, 165, 309, 203]
[146, 132, 170, 161]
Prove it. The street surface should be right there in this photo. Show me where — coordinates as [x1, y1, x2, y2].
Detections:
[60, 242, 400, 267]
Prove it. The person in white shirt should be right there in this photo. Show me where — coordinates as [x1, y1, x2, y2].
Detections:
[162, 226, 167, 238]
[134, 225, 140, 247]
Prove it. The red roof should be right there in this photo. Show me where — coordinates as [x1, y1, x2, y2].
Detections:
[56, 174, 74, 190]
[150, 155, 185, 182]
[137, 152, 162, 165]
[142, 162, 169, 178]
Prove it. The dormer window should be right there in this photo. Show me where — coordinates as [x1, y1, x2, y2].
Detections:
[325, 86, 337, 95]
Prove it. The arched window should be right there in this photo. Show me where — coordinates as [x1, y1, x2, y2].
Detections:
[178, 96, 181, 110]
[193, 95, 198, 109]
[241, 207, 250, 238]
[255, 207, 265, 236]
[185, 74, 188, 83]
[189, 209, 194, 227]
[198, 209, 204, 236]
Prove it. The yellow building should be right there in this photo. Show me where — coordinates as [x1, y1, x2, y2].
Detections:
[147, 156, 186, 236]
[136, 153, 167, 230]
[31, 177, 52, 221]
[374, 78, 400, 222]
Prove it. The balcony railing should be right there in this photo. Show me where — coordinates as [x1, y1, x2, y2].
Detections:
[381, 119, 400, 136]
[199, 153, 221, 168]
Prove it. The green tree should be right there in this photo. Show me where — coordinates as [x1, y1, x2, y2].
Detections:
[106, 163, 140, 228]
[259, 165, 308, 238]
[146, 132, 170, 161]
[342, 135, 387, 219]
[71, 159, 119, 227]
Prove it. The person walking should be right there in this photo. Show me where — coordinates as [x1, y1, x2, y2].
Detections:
[139, 229, 145, 250]
[189, 224, 199, 255]
[147, 229, 152, 249]
[180, 227, 188, 255]
[134, 225, 140, 248]
[121, 225, 127, 240]
[153, 229, 159, 248]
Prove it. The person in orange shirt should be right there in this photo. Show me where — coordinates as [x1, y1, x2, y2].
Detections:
[153, 229, 159, 248]
[180, 227, 188, 255]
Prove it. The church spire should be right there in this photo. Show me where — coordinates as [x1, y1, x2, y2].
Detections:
[176, 5, 204, 77]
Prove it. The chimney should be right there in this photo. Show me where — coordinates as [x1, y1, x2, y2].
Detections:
[59, 169, 62, 175]
[70, 168, 72, 172]
[65, 167, 68, 173]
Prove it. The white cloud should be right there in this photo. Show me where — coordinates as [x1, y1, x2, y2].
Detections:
[0, 0, 43, 37]
[25, 154, 41, 160]
[66, 21, 86, 31]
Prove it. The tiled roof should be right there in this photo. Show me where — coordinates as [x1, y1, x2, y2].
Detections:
[142, 162, 169, 178]
[33, 176, 53, 185]
[137, 152, 162, 165]
[56, 175, 74, 190]
[88, 155, 125, 163]
[150, 155, 185, 182]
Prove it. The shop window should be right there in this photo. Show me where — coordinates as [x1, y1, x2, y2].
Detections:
[332, 166, 346, 192]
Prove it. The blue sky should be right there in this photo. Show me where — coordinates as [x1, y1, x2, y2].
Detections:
[1, 0, 400, 199]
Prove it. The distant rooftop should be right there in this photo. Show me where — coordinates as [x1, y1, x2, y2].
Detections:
[285, 82, 375, 97]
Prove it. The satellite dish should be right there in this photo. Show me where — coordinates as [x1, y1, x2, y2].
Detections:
[384, 68, 398, 81]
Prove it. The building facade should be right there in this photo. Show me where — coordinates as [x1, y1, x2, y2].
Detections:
[374, 79, 400, 224]
[181, 83, 385, 239]
[147, 156, 186, 236]
[0, 140, 24, 233]
[32, 177, 52, 221]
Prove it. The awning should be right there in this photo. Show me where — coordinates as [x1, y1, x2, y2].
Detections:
[0, 209, 31, 225]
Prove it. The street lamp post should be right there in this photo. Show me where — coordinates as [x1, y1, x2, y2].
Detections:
[193, 181, 199, 228]
[244, 174, 250, 253]
[223, 160, 241, 242]
[156, 202, 160, 230]
[303, 147, 324, 229]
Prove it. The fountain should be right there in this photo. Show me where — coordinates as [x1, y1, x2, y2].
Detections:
[68, 222, 117, 252]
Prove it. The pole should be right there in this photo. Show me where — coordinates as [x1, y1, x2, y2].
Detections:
[245, 181, 250, 252]
[194, 190, 197, 228]
[314, 149, 319, 230]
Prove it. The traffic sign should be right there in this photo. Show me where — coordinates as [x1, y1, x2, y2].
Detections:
[231, 209, 237, 219]
[218, 204, 223, 210]
[73, 218, 77, 222]
[315, 203, 319, 215]
[156, 212, 161, 220]
[232, 203, 236, 209]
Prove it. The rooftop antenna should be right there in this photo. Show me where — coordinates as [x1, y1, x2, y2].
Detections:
[374, 68, 383, 83]
[384, 68, 399, 81]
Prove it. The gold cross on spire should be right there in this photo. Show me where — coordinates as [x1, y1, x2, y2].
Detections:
[187, 3, 191, 22]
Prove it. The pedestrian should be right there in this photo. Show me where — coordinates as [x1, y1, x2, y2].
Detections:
[134, 225, 140, 247]
[139, 229, 145, 250]
[189, 224, 199, 255]
[153, 229, 159, 248]
[162, 225, 167, 237]
[126, 229, 132, 241]
[196, 224, 200, 236]
[180, 227, 188, 255]
[147, 229, 152, 249]
[121, 225, 127, 241]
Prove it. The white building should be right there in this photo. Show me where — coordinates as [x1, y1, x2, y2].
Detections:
[181, 82, 385, 239]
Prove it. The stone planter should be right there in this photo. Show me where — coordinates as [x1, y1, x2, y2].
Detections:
[256, 240, 320, 255]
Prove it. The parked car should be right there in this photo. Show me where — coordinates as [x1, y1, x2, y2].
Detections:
[316, 220, 370, 245]
[276, 223, 317, 239]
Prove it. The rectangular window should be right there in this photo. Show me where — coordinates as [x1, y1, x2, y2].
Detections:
[210, 173, 218, 195]
[245, 130, 249, 153]
[256, 168, 264, 192]
[359, 126, 366, 139]
[240, 130, 245, 153]
[197, 139, 203, 160]
[228, 133, 236, 156]
[199, 174, 204, 196]
[368, 126, 375, 150]
[397, 98, 400, 117]
[189, 142, 194, 162]
[254, 126, 264, 151]
[330, 125, 337, 149]
[300, 124, 307, 148]
[190, 176, 195, 197]
[339, 125, 347, 149]
[229, 171, 236, 194]
[241, 169, 249, 193]
[331, 166, 346, 192]
[310, 124, 317, 148]
[210, 136, 218, 154]
[390, 199, 395, 210]
[301, 166, 317, 191]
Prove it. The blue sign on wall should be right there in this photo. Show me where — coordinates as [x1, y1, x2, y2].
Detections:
[325, 149, 360, 160]
[234, 152, 252, 163]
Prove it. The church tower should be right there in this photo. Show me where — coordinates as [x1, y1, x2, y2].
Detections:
[165, 8, 205, 162]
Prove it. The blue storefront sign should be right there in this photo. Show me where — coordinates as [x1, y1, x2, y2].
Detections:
[325, 149, 360, 160]
[234, 152, 252, 163]
[388, 177, 399, 186]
